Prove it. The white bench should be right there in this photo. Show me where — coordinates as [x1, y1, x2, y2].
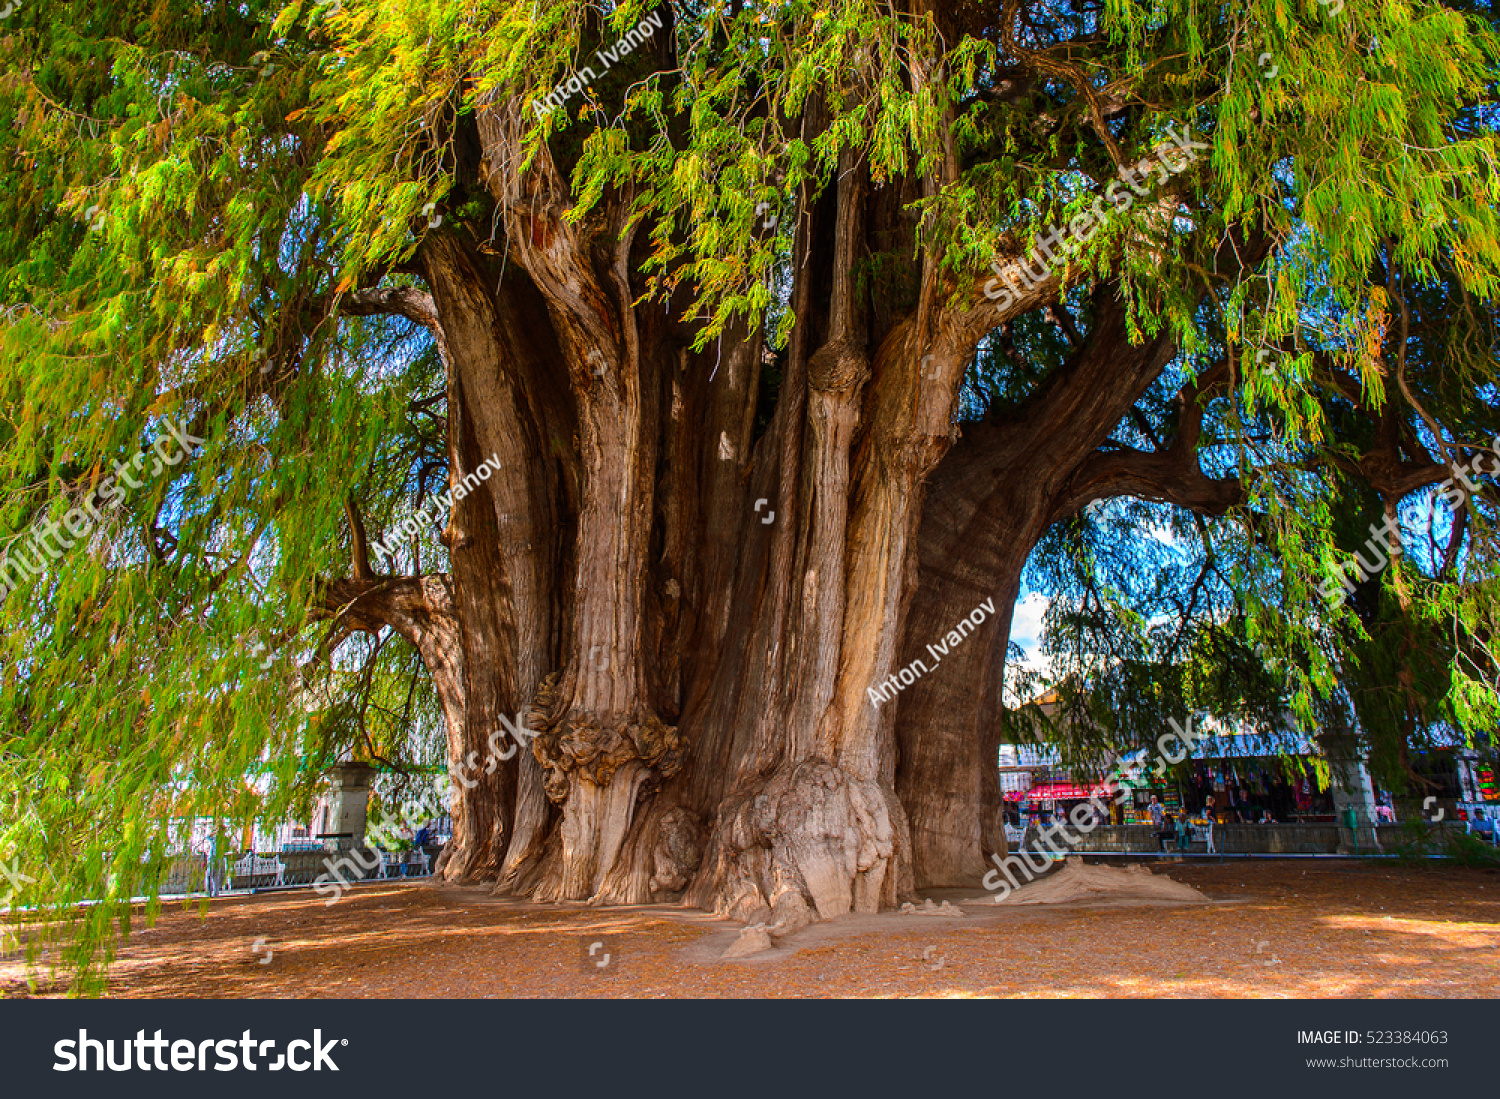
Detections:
[406, 850, 430, 877]
[377, 851, 403, 879]
[230, 853, 285, 887]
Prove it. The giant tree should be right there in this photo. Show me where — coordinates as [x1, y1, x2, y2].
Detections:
[2, 0, 1498, 982]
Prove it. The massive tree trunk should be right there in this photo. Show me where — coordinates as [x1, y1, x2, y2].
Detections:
[893, 295, 1255, 888]
[318, 54, 1256, 919]
[894, 297, 1178, 888]
[328, 228, 1253, 919]
[333, 121, 995, 912]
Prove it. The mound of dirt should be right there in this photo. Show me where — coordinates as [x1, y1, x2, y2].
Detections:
[986, 859, 1208, 906]
[899, 899, 965, 918]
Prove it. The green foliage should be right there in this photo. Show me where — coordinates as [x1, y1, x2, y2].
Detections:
[993, 0, 1500, 788]
[0, 0, 450, 989]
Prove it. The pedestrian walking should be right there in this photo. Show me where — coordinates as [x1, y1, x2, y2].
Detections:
[1203, 795, 1218, 854]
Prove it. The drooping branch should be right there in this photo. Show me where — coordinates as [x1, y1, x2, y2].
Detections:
[1309, 348, 1464, 499]
[997, 0, 1127, 168]
[314, 573, 467, 746]
[1053, 444, 1244, 521]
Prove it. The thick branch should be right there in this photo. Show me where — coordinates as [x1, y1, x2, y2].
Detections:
[344, 496, 377, 583]
[1053, 445, 1243, 521]
[317, 574, 457, 641]
[339, 287, 440, 330]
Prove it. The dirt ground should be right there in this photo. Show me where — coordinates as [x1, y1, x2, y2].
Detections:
[3, 860, 1496, 998]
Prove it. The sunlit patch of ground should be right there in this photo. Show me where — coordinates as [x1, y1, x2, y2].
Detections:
[1, 861, 1494, 998]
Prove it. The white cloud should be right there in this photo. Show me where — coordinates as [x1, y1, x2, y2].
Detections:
[1143, 517, 1179, 546]
[1009, 592, 1051, 673]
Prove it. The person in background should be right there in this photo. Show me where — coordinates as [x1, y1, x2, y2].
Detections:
[1148, 795, 1165, 851]
[1157, 808, 1175, 853]
[1203, 795, 1218, 854]
[1259, 809, 1275, 824]
[1176, 809, 1193, 852]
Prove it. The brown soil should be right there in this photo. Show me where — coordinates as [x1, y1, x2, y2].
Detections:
[2, 860, 1495, 998]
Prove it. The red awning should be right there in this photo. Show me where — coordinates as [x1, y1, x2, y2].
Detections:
[1022, 781, 1109, 803]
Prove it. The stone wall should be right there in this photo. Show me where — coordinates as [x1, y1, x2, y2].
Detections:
[1040, 823, 1344, 855]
